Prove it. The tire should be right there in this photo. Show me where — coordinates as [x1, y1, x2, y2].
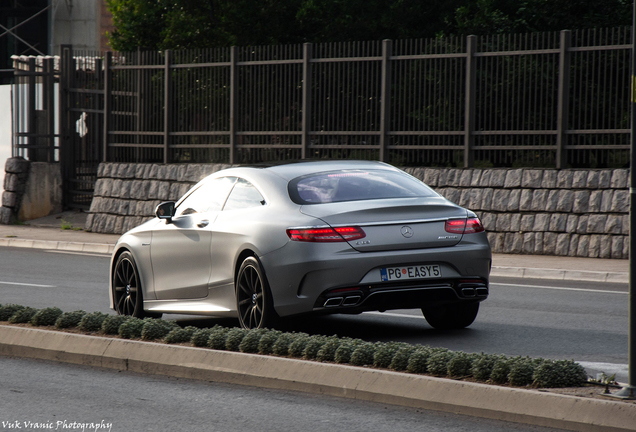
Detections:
[422, 302, 479, 330]
[236, 256, 278, 329]
[112, 251, 159, 318]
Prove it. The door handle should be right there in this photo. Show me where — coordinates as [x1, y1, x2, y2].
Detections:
[197, 220, 209, 228]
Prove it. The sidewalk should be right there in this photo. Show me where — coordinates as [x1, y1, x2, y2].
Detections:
[0, 210, 629, 283]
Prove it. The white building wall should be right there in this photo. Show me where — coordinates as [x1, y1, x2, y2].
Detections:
[52, 0, 100, 54]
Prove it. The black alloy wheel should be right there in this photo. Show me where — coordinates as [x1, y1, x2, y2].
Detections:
[236, 257, 277, 329]
[113, 251, 144, 317]
[422, 302, 480, 330]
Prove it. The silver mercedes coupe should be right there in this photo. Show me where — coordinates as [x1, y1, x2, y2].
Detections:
[109, 160, 491, 330]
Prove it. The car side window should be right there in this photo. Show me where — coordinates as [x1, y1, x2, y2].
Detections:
[175, 177, 237, 217]
[223, 178, 265, 211]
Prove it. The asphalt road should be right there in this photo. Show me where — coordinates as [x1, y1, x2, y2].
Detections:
[0, 355, 566, 432]
[0, 246, 629, 383]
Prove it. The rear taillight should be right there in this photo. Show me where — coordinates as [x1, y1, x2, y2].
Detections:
[445, 218, 485, 234]
[287, 226, 366, 242]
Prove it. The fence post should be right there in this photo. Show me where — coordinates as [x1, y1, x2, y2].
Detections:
[163, 50, 172, 164]
[27, 58, 36, 161]
[556, 30, 571, 169]
[59, 44, 72, 208]
[229, 46, 237, 164]
[380, 39, 392, 163]
[302, 43, 312, 159]
[464, 35, 477, 168]
[44, 57, 55, 162]
[103, 52, 112, 163]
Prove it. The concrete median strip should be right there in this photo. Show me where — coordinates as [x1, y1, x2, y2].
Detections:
[0, 325, 633, 432]
[0, 238, 114, 254]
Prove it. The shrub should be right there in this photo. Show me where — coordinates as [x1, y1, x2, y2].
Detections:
[0, 304, 26, 321]
[390, 345, 418, 371]
[118, 317, 146, 339]
[165, 326, 197, 344]
[272, 332, 297, 356]
[239, 329, 268, 353]
[9, 307, 38, 324]
[288, 335, 310, 358]
[207, 326, 230, 350]
[533, 359, 588, 388]
[316, 337, 342, 362]
[141, 319, 178, 341]
[426, 349, 455, 377]
[303, 335, 329, 360]
[350, 342, 376, 366]
[55, 310, 87, 329]
[490, 357, 513, 384]
[406, 347, 432, 374]
[334, 339, 364, 364]
[374, 342, 407, 369]
[78, 312, 109, 332]
[30, 307, 63, 326]
[258, 330, 282, 355]
[471, 353, 499, 382]
[190, 328, 214, 347]
[447, 352, 477, 378]
[225, 328, 249, 351]
[508, 357, 536, 387]
[560, 360, 588, 387]
[101, 315, 131, 335]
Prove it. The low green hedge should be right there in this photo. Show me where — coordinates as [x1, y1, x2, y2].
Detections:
[0, 303, 589, 388]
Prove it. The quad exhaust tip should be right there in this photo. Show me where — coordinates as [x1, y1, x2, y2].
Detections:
[323, 295, 362, 308]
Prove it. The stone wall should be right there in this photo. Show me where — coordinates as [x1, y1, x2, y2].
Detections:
[86, 163, 630, 259]
[0, 157, 30, 224]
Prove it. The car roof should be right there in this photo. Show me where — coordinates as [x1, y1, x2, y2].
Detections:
[256, 160, 399, 181]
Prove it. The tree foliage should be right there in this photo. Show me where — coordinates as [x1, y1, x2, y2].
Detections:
[106, 0, 633, 51]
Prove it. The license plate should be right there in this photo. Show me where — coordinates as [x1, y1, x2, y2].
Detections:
[380, 264, 442, 281]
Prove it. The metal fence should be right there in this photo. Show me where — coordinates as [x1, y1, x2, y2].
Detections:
[101, 27, 632, 169]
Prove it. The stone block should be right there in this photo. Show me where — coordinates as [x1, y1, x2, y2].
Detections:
[480, 188, 493, 211]
[587, 215, 607, 234]
[522, 233, 535, 254]
[114, 216, 125, 234]
[504, 169, 523, 188]
[470, 171, 482, 187]
[600, 190, 614, 213]
[533, 214, 550, 231]
[459, 170, 473, 187]
[610, 190, 629, 213]
[598, 170, 612, 188]
[586, 171, 599, 189]
[507, 189, 521, 212]
[93, 179, 104, 197]
[132, 180, 152, 201]
[521, 170, 543, 188]
[549, 214, 567, 232]
[510, 214, 521, 232]
[496, 214, 512, 232]
[118, 200, 130, 215]
[588, 235, 601, 258]
[519, 189, 533, 211]
[576, 235, 589, 257]
[543, 232, 557, 255]
[541, 170, 557, 188]
[604, 215, 623, 234]
[479, 170, 492, 187]
[489, 170, 507, 187]
[458, 190, 470, 208]
[504, 232, 523, 254]
[5, 157, 29, 174]
[149, 164, 161, 179]
[530, 190, 548, 211]
[2, 191, 16, 208]
[423, 169, 440, 187]
[572, 191, 590, 213]
[546, 190, 559, 212]
[610, 169, 629, 188]
[444, 188, 461, 205]
[567, 234, 579, 256]
[588, 190, 602, 213]
[179, 183, 192, 198]
[446, 170, 460, 187]
[481, 212, 497, 231]
[599, 235, 612, 258]
[158, 182, 171, 201]
[556, 171, 573, 189]
[97, 164, 105, 178]
[622, 215, 630, 235]
[534, 232, 544, 254]
[437, 169, 449, 187]
[117, 163, 134, 179]
[491, 189, 510, 211]
[101, 163, 113, 178]
[111, 179, 123, 198]
[576, 215, 588, 234]
[119, 181, 132, 200]
[571, 171, 587, 188]
[566, 215, 578, 233]
[148, 181, 161, 200]
[520, 215, 535, 232]
[624, 236, 630, 258]
[3, 173, 19, 192]
[611, 236, 624, 259]
[555, 190, 574, 212]
[488, 232, 505, 253]
[177, 165, 189, 181]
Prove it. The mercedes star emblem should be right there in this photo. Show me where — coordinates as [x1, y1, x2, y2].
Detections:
[401, 226, 413, 238]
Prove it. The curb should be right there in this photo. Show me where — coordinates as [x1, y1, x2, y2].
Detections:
[0, 325, 634, 432]
[0, 238, 114, 254]
[490, 266, 628, 284]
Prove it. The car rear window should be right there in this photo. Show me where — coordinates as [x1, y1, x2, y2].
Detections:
[288, 169, 438, 204]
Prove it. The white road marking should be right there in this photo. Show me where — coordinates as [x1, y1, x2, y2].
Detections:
[365, 311, 424, 319]
[45, 250, 111, 258]
[0, 281, 56, 288]
[490, 282, 627, 295]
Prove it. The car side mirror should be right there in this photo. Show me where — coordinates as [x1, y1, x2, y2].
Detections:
[155, 201, 176, 223]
